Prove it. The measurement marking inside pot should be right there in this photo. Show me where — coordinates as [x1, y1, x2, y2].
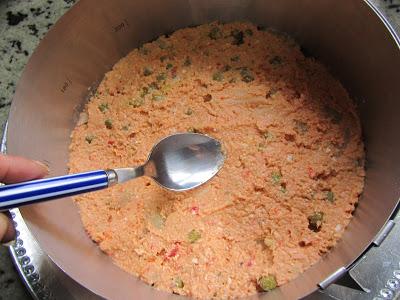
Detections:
[60, 77, 72, 93]
[113, 19, 129, 33]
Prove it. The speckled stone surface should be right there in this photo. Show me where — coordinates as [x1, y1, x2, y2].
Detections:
[0, 0, 399, 299]
[371, 0, 400, 32]
[0, 0, 75, 132]
[0, 2, 75, 299]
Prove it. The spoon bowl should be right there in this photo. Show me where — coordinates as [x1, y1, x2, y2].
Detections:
[146, 133, 225, 191]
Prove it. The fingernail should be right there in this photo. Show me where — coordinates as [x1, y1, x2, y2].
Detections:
[34, 160, 50, 175]
[2, 239, 15, 247]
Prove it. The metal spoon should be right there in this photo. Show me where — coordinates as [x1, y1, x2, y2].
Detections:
[0, 133, 224, 210]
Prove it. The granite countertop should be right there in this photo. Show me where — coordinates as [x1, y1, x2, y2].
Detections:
[0, 0, 399, 299]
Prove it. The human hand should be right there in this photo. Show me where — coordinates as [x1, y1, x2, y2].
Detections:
[0, 155, 48, 244]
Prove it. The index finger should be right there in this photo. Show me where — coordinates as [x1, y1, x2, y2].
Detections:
[0, 154, 49, 184]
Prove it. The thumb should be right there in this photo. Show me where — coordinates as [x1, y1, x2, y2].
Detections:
[0, 213, 15, 244]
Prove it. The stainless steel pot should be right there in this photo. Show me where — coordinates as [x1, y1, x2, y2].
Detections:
[6, 0, 400, 299]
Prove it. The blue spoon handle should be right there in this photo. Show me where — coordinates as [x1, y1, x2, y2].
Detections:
[0, 170, 112, 211]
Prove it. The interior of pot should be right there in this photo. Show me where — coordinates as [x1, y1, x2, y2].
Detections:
[6, 0, 400, 299]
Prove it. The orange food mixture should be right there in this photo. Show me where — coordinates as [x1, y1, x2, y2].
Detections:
[69, 22, 365, 299]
